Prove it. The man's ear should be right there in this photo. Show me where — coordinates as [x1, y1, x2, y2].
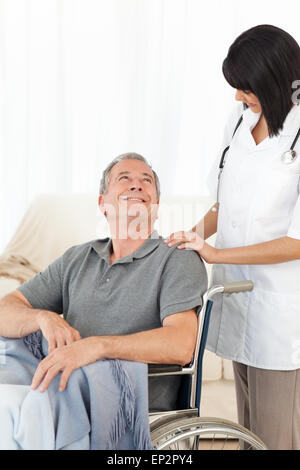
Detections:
[98, 194, 107, 216]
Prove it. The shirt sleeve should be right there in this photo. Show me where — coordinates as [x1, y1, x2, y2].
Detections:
[159, 248, 208, 322]
[287, 177, 300, 240]
[206, 103, 244, 201]
[17, 255, 64, 314]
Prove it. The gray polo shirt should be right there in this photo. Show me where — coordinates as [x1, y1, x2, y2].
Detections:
[18, 230, 207, 411]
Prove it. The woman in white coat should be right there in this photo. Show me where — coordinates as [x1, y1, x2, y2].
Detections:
[165, 24, 300, 450]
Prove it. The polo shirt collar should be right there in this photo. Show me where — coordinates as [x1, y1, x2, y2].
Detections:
[90, 238, 112, 265]
[90, 230, 161, 265]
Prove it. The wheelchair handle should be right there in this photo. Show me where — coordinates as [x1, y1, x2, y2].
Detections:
[223, 280, 254, 294]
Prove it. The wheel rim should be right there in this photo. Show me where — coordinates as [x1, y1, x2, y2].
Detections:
[151, 418, 267, 450]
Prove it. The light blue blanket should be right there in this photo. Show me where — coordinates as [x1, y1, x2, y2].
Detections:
[0, 333, 154, 450]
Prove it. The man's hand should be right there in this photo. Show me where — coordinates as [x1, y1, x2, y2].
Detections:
[37, 311, 82, 354]
[31, 336, 102, 392]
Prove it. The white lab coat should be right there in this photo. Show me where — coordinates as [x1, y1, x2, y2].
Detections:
[206, 103, 300, 370]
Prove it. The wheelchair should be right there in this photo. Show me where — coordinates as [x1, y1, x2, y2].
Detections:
[148, 281, 268, 450]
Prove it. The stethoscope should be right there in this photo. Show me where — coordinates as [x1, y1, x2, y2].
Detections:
[214, 115, 300, 209]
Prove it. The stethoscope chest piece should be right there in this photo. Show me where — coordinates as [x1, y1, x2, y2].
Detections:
[281, 150, 297, 165]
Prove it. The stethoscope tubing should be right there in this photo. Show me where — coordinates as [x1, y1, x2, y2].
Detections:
[216, 115, 300, 205]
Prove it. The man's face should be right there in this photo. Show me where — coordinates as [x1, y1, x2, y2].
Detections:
[99, 159, 159, 237]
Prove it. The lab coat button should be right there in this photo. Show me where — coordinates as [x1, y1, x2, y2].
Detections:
[232, 221, 237, 228]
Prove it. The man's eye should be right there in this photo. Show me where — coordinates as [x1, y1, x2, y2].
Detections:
[119, 176, 129, 180]
[144, 178, 152, 183]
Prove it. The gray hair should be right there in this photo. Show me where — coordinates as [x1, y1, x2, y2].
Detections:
[99, 152, 161, 199]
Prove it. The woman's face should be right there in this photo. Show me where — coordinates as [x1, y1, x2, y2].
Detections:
[235, 89, 262, 114]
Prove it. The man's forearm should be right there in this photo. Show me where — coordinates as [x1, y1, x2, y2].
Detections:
[95, 322, 197, 367]
[214, 236, 300, 265]
[0, 293, 42, 338]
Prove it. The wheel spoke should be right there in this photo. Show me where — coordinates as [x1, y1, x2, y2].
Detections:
[221, 435, 229, 450]
[210, 433, 216, 450]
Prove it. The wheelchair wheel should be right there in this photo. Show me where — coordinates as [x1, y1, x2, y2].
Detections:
[150, 416, 267, 450]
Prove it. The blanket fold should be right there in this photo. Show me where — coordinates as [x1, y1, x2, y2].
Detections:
[0, 333, 154, 450]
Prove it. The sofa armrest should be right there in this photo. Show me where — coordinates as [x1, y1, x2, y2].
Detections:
[223, 358, 234, 381]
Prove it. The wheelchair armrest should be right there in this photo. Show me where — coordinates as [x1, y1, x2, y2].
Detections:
[148, 364, 183, 374]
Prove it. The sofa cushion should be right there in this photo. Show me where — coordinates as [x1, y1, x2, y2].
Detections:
[0, 277, 21, 299]
[202, 350, 222, 381]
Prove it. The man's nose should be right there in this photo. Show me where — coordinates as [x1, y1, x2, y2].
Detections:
[129, 178, 143, 191]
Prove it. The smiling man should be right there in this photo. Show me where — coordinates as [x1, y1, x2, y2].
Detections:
[0, 153, 207, 412]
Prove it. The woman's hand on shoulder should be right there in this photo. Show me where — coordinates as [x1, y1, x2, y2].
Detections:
[164, 230, 218, 264]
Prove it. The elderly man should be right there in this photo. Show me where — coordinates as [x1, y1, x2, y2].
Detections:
[0, 153, 207, 413]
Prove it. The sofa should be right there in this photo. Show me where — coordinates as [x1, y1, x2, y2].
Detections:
[0, 193, 237, 423]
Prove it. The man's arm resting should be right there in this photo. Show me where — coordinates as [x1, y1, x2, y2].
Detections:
[99, 310, 198, 366]
[0, 290, 81, 352]
[31, 309, 199, 392]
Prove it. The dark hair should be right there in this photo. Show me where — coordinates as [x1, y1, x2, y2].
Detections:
[223, 25, 300, 136]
